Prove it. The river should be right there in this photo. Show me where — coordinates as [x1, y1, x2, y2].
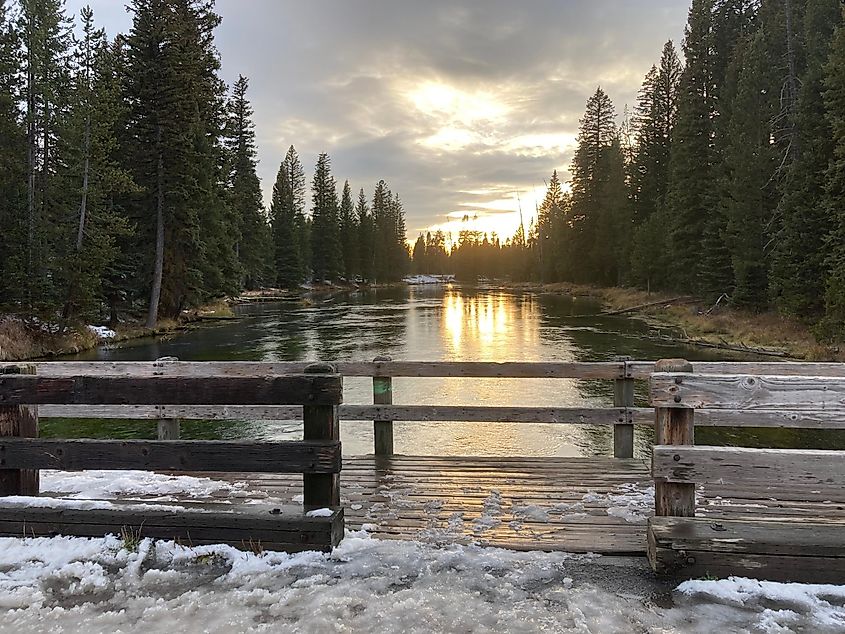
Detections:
[47, 284, 845, 456]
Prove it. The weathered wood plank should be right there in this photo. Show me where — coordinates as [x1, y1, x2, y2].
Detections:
[629, 361, 845, 380]
[37, 404, 630, 424]
[613, 373, 635, 458]
[31, 360, 626, 379]
[0, 439, 341, 473]
[631, 406, 845, 428]
[0, 501, 343, 551]
[651, 372, 845, 410]
[652, 445, 845, 500]
[648, 516, 845, 583]
[302, 363, 341, 509]
[373, 356, 394, 455]
[653, 359, 695, 518]
[0, 364, 38, 496]
[0, 374, 342, 406]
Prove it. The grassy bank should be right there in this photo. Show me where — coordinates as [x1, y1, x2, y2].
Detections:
[0, 300, 235, 363]
[508, 281, 836, 361]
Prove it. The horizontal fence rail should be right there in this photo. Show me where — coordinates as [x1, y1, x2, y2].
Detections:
[0, 438, 342, 472]
[29, 360, 845, 379]
[651, 372, 845, 411]
[0, 374, 342, 406]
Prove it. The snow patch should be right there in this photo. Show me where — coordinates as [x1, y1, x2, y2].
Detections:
[305, 508, 333, 518]
[403, 274, 456, 285]
[41, 469, 247, 501]
[87, 325, 116, 339]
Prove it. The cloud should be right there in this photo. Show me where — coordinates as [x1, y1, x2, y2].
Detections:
[69, 0, 688, 238]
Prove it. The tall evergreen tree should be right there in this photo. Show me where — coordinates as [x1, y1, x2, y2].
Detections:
[566, 87, 620, 283]
[60, 6, 133, 320]
[356, 187, 374, 281]
[770, 0, 843, 318]
[123, 0, 235, 326]
[818, 10, 845, 337]
[224, 75, 270, 289]
[310, 152, 341, 281]
[536, 170, 566, 282]
[0, 0, 27, 307]
[338, 180, 357, 280]
[18, 0, 74, 311]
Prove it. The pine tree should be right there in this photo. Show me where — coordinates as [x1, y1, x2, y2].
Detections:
[224, 75, 271, 290]
[60, 6, 133, 320]
[666, 0, 718, 293]
[18, 0, 74, 312]
[770, 0, 843, 318]
[310, 153, 341, 281]
[567, 87, 618, 283]
[356, 187, 374, 282]
[269, 155, 302, 289]
[536, 170, 566, 282]
[817, 11, 845, 338]
[371, 180, 391, 282]
[719, 32, 780, 310]
[338, 180, 357, 280]
[123, 0, 235, 326]
[0, 0, 27, 308]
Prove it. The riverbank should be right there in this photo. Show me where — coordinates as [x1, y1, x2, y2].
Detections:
[507, 281, 836, 361]
[0, 300, 235, 363]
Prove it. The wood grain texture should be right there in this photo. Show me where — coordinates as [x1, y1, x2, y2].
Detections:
[0, 363, 38, 496]
[0, 439, 342, 473]
[629, 361, 845, 380]
[652, 445, 845, 501]
[650, 372, 845, 410]
[31, 360, 626, 379]
[653, 359, 695, 518]
[648, 516, 845, 583]
[373, 356, 394, 455]
[0, 501, 344, 552]
[0, 374, 342, 406]
[37, 404, 631, 423]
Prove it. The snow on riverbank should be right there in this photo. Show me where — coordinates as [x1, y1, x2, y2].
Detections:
[0, 532, 843, 633]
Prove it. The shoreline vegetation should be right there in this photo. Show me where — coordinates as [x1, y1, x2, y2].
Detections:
[506, 282, 836, 361]
[2, 280, 837, 363]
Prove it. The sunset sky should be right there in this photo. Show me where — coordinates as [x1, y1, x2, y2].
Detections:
[69, 0, 688, 242]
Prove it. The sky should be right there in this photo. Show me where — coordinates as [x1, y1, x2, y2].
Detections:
[67, 0, 689, 243]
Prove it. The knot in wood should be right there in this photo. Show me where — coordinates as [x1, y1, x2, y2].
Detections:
[269, 508, 281, 515]
[742, 376, 756, 388]
[304, 362, 336, 374]
[673, 454, 681, 461]
[673, 395, 682, 403]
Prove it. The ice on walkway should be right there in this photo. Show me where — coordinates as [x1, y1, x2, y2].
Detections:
[0, 533, 843, 633]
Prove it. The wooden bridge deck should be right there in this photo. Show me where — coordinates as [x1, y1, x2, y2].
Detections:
[145, 455, 845, 554]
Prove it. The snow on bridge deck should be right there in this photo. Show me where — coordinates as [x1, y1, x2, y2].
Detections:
[128, 454, 845, 555]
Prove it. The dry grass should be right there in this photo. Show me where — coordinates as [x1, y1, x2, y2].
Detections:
[0, 317, 99, 362]
[510, 283, 839, 361]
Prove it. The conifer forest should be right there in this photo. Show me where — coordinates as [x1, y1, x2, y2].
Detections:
[0, 0, 410, 329]
[2, 0, 845, 343]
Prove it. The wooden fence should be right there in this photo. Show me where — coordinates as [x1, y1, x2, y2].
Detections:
[647, 360, 845, 583]
[0, 362, 344, 552]
[27, 358, 845, 459]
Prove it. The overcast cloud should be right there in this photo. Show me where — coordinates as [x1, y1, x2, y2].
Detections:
[67, 0, 689, 239]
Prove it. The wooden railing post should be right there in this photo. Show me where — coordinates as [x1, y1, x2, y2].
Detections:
[653, 358, 695, 517]
[372, 355, 394, 456]
[155, 357, 180, 440]
[0, 364, 38, 496]
[302, 363, 341, 508]
[613, 358, 634, 458]
[157, 419, 180, 440]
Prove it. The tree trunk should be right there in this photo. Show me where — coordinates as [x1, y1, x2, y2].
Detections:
[147, 125, 165, 329]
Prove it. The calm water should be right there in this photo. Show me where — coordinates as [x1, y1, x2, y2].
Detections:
[47, 285, 845, 456]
